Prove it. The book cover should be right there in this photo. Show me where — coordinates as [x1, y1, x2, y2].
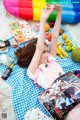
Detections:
[39, 72, 80, 120]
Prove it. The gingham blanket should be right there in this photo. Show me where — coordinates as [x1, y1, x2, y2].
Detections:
[0, 25, 80, 120]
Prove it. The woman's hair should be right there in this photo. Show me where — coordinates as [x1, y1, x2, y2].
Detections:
[15, 38, 37, 68]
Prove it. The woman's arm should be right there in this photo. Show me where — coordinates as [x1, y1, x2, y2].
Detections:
[28, 20, 46, 75]
[49, 5, 62, 58]
[28, 4, 54, 75]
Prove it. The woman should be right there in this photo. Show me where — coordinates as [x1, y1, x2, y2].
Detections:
[15, 4, 64, 89]
[15, 4, 80, 120]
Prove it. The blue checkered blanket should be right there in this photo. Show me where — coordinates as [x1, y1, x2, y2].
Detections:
[0, 25, 80, 120]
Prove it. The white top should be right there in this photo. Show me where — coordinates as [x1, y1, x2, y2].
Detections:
[27, 54, 65, 89]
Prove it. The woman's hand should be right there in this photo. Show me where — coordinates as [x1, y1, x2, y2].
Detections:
[53, 4, 62, 11]
[41, 4, 54, 22]
[41, 4, 62, 22]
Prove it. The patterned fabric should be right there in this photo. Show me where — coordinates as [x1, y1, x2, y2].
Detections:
[0, 25, 80, 120]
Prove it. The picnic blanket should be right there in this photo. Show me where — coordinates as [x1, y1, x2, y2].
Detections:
[0, 25, 80, 120]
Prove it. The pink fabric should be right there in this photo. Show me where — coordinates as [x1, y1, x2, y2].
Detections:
[33, 54, 65, 89]
[34, 68, 42, 84]
[34, 68, 42, 88]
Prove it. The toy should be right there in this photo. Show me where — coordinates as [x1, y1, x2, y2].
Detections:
[3, 0, 80, 23]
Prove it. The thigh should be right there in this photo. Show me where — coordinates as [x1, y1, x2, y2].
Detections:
[65, 103, 80, 120]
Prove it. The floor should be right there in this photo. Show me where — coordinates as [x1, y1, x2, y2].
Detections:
[0, 77, 16, 120]
[0, 0, 80, 120]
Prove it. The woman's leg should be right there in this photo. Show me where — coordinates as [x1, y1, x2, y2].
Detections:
[65, 103, 80, 120]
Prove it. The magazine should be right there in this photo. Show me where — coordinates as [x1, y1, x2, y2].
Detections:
[39, 72, 80, 120]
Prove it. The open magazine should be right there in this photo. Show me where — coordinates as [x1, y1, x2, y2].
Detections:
[39, 72, 80, 120]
